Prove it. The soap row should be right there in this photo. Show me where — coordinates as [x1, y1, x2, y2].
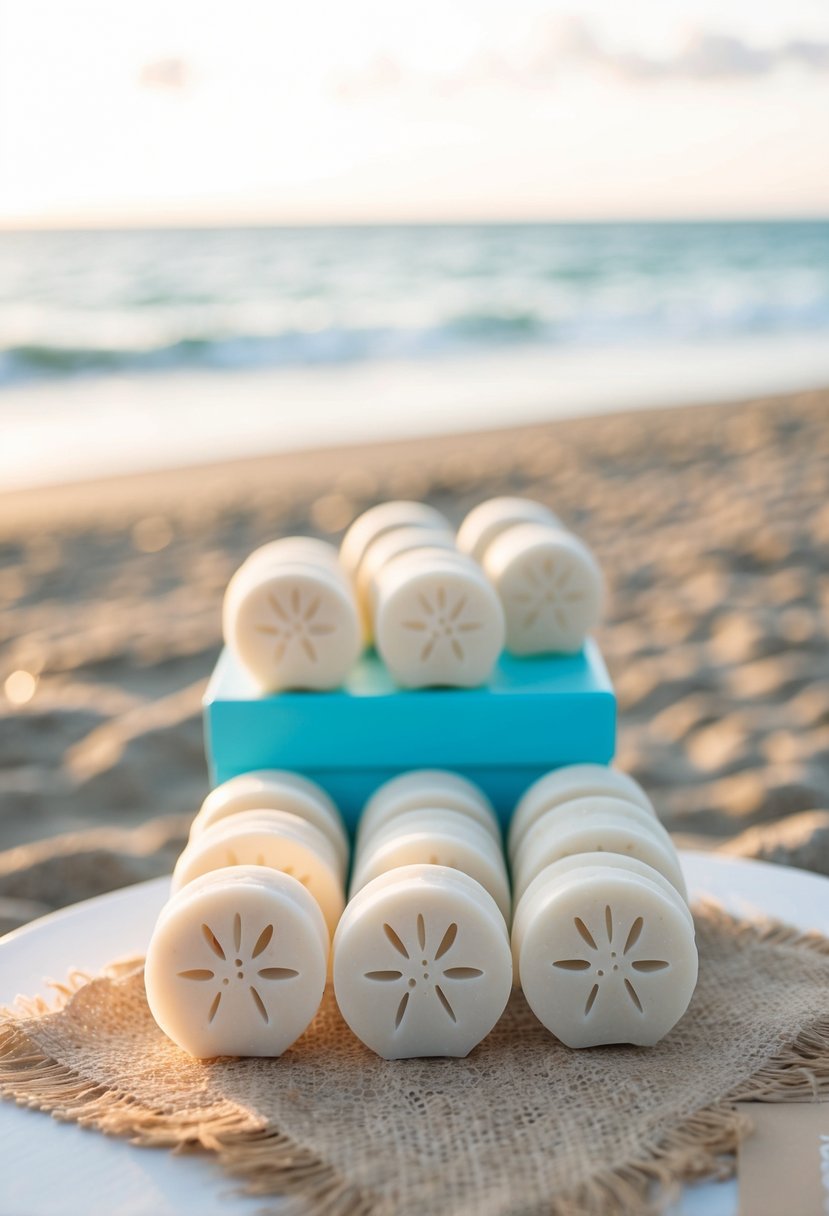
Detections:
[144, 765, 697, 1060]
[224, 496, 604, 691]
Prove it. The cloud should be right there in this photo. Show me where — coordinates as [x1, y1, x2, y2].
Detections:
[138, 58, 190, 91]
[333, 18, 829, 100]
[567, 25, 829, 82]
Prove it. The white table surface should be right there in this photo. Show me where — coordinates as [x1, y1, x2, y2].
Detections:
[2, 851, 828, 1216]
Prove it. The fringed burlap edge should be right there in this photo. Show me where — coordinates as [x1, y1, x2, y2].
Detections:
[1, 905, 829, 1216]
[0, 963, 369, 1216]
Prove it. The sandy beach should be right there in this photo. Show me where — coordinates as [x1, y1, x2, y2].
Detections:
[1, 387, 828, 932]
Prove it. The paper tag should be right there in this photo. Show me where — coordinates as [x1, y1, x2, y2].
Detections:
[737, 1102, 829, 1216]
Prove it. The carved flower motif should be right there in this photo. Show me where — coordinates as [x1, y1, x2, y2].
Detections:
[511, 555, 587, 632]
[255, 587, 335, 663]
[178, 912, 299, 1025]
[552, 905, 669, 1019]
[364, 912, 484, 1030]
[402, 585, 483, 663]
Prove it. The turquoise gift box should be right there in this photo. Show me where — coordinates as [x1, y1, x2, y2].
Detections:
[203, 639, 617, 832]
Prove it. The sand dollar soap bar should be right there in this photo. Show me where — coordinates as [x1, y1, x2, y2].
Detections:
[508, 764, 653, 862]
[357, 769, 501, 851]
[172, 809, 345, 935]
[350, 809, 511, 922]
[333, 864, 512, 1059]
[373, 549, 505, 688]
[484, 522, 603, 656]
[511, 806, 687, 905]
[457, 496, 560, 564]
[239, 537, 345, 579]
[339, 501, 452, 579]
[512, 794, 663, 894]
[190, 770, 349, 874]
[356, 526, 455, 641]
[512, 854, 697, 1048]
[145, 866, 328, 1058]
[223, 549, 361, 692]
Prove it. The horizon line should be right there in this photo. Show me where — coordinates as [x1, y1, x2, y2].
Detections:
[2, 211, 829, 234]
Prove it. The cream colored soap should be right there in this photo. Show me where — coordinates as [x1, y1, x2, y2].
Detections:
[456, 497, 560, 565]
[355, 526, 455, 641]
[512, 795, 664, 892]
[484, 522, 603, 655]
[145, 866, 328, 1059]
[190, 770, 348, 874]
[172, 810, 345, 935]
[333, 864, 512, 1059]
[512, 855, 697, 1047]
[357, 770, 501, 851]
[514, 853, 695, 940]
[354, 806, 504, 870]
[339, 501, 451, 579]
[358, 527, 455, 603]
[373, 549, 505, 688]
[508, 765, 654, 862]
[511, 810, 687, 905]
[223, 558, 361, 692]
[350, 811, 511, 922]
[239, 537, 345, 580]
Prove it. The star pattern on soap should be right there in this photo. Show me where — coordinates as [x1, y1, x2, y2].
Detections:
[511, 554, 587, 632]
[363, 912, 484, 1030]
[255, 587, 336, 662]
[401, 585, 483, 663]
[177, 912, 299, 1025]
[552, 905, 670, 1019]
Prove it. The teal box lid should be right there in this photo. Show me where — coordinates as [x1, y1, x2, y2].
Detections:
[203, 640, 616, 830]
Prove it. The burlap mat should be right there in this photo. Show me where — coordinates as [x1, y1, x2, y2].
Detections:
[2, 904, 829, 1216]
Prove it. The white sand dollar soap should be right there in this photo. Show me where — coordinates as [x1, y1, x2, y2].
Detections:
[484, 522, 603, 655]
[358, 527, 455, 603]
[223, 559, 361, 692]
[145, 866, 328, 1058]
[513, 858, 697, 1047]
[333, 864, 512, 1059]
[190, 770, 348, 874]
[339, 501, 451, 579]
[511, 810, 687, 905]
[514, 853, 694, 943]
[172, 810, 345, 935]
[457, 497, 560, 564]
[373, 550, 505, 687]
[508, 765, 654, 861]
[239, 537, 345, 580]
[357, 769, 501, 851]
[512, 795, 664, 892]
[356, 526, 455, 641]
[350, 811, 511, 922]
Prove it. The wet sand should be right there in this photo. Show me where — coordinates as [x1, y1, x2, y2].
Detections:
[1, 387, 827, 931]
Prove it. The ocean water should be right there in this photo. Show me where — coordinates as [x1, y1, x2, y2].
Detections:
[1, 221, 828, 488]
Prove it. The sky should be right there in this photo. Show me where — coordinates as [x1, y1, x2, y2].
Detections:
[1, 0, 828, 227]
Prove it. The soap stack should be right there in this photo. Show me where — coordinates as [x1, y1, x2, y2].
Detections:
[457, 497, 604, 657]
[334, 772, 513, 1059]
[144, 772, 349, 1059]
[341, 501, 505, 688]
[508, 766, 696, 1049]
[221, 496, 604, 692]
[223, 537, 361, 692]
[145, 763, 697, 1060]
[144, 496, 697, 1061]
